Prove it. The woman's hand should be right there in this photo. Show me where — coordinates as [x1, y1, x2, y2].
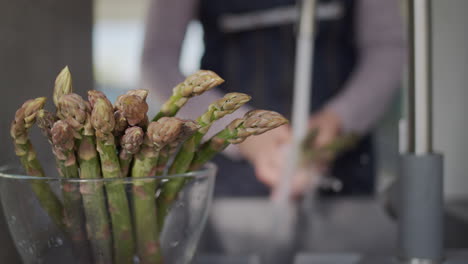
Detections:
[238, 109, 343, 199]
[309, 109, 343, 148]
[307, 109, 343, 169]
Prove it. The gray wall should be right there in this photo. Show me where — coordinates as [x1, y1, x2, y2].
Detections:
[432, 0, 468, 199]
[0, 0, 93, 261]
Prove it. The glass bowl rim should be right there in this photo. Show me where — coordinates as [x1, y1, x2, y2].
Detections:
[0, 162, 217, 183]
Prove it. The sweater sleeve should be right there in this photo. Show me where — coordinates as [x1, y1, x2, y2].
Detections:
[325, 0, 406, 134]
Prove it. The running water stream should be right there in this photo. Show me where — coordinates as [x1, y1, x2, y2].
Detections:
[262, 1, 317, 263]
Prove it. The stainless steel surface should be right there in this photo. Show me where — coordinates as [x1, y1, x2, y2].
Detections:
[399, 155, 444, 261]
[413, 0, 433, 155]
[399, 1, 443, 263]
[404, 0, 415, 153]
[199, 198, 397, 256]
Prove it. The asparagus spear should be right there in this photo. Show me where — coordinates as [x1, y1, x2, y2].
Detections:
[51, 120, 92, 263]
[131, 117, 184, 264]
[152, 70, 224, 121]
[159, 112, 287, 224]
[10, 98, 65, 230]
[189, 110, 288, 170]
[156, 120, 199, 175]
[155, 94, 250, 229]
[158, 110, 287, 230]
[119, 126, 144, 177]
[53, 66, 73, 108]
[91, 97, 136, 264]
[58, 93, 113, 264]
[167, 92, 250, 175]
[192, 92, 251, 145]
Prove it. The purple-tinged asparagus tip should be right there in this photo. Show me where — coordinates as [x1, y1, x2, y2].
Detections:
[121, 126, 144, 155]
[147, 117, 184, 151]
[115, 94, 149, 126]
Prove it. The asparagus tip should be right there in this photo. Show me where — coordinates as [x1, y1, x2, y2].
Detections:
[147, 117, 185, 151]
[53, 66, 73, 107]
[121, 126, 145, 155]
[91, 98, 116, 138]
[229, 110, 288, 144]
[88, 90, 108, 109]
[126, 89, 149, 100]
[115, 94, 149, 126]
[57, 93, 88, 130]
[51, 120, 75, 161]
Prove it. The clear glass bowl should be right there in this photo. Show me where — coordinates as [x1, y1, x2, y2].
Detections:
[0, 163, 216, 264]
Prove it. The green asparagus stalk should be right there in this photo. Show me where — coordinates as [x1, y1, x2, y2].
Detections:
[58, 93, 113, 264]
[131, 117, 184, 264]
[91, 97, 136, 264]
[78, 134, 113, 264]
[189, 110, 288, 170]
[156, 93, 250, 228]
[119, 126, 144, 177]
[53, 66, 73, 108]
[51, 120, 92, 263]
[10, 98, 65, 230]
[152, 70, 224, 121]
[167, 92, 250, 174]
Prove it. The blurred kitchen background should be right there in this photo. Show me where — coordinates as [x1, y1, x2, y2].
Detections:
[1, 0, 468, 262]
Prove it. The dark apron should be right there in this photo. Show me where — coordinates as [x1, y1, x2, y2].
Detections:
[199, 0, 375, 197]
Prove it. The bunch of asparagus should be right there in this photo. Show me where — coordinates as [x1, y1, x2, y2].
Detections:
[10, 66, 288, 264]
